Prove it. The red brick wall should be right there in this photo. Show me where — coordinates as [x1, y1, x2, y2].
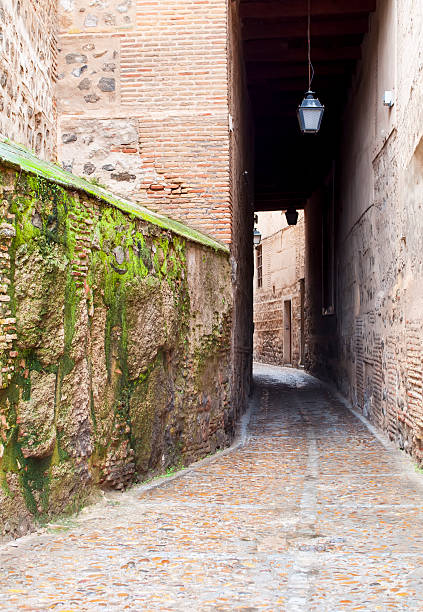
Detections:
[57, 0, 232, 243]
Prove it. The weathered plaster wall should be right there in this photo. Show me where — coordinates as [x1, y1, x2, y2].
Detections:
[254, 212, 305, 367]
[0, 0, 57, 159]
[0, 141, 232, 540]
[305, 0, 423, 463]
[57, 0, 232, 243]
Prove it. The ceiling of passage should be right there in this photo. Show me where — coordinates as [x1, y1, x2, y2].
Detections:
[240, 0, 376, 211]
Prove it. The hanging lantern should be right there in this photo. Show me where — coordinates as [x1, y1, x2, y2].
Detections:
[253, 227, 262, 246]
[297, 91, 325, 134]
[285, 209, 299, 226]
[297, 0, 325, 134]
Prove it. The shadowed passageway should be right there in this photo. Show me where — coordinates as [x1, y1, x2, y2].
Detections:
[1, 365, 423, 610]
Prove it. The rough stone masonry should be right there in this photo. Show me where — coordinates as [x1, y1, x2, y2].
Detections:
[0, 0, 255, 540]
[0, 141, 233, 541]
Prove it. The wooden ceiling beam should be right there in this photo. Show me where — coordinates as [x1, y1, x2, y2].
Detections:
[249, 91, 341, 108]
[240, 0, 376, 20]
[246, 61, 354, 79]
[254, 194, 308, 202]
[245, 42, 361, 62]
[253, 111, 298, 119]
[254, 202, 307, 211]
[242, 16, 369, 41]
[248, 74, 348, 90]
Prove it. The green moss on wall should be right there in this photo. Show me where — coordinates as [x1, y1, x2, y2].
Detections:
[0, 139, 228, 253]
[0, 151, 232, 538]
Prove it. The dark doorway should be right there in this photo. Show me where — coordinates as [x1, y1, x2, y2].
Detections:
[283, 299, 292, 364]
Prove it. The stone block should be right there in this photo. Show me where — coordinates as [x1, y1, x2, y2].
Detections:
[59, 0, 136, 34]
[58, 117, 142, 199]
[17, 371, 57, 458]
[57, 36, 120, 116]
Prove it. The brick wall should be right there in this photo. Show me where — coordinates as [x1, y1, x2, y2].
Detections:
[305, 0, 423, 464]
[57, 0, 232, 243]
[0, 0, 57, 159]
[254, 212, 305, 368]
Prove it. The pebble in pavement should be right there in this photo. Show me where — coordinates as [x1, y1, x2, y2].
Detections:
[1, 364, 423, 610]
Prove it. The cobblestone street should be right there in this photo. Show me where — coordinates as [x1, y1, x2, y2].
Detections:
[2, 364, 423, 610]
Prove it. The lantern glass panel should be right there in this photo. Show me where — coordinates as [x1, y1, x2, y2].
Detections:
[302, 107, 323, 132]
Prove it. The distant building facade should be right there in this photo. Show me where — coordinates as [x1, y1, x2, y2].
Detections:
[253, 211, 305, 368]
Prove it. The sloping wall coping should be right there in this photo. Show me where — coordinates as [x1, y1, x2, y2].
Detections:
[0, 139, 229, 254]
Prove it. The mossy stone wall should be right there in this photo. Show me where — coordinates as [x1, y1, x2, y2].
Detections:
[0, 161, 232, 540]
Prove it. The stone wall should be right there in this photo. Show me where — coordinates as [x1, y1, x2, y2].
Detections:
[305, 0, 423, 464]
[0, 140, 232, 540]
[57, 0, 232, 244]
[254, 212, 305, 368]
[0, 0, 57, 159]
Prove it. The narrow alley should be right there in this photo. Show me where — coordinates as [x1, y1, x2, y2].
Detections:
[1, 364, 423, 610]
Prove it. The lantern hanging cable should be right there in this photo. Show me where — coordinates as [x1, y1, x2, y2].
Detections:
[307, 0, 314, 90]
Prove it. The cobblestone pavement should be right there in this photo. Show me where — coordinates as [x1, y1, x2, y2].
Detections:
[2, 364, 423, 611]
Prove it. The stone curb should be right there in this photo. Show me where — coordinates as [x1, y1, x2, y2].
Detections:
[319, 376, 423, 493]
[0, 397, 254, 551]
[119, 397, 254, 500]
